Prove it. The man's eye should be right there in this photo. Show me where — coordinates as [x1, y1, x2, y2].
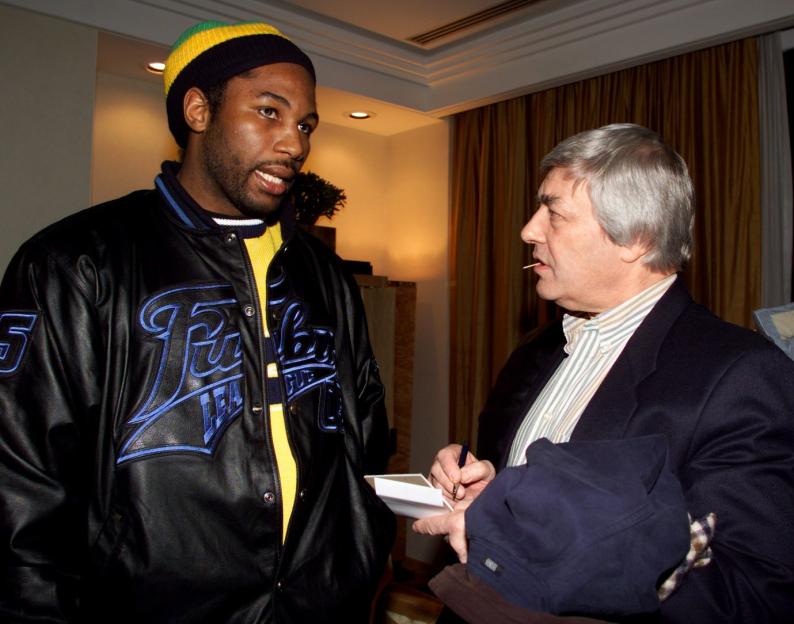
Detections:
[298, 122, 314, 135]
[259, 107, 278, 119]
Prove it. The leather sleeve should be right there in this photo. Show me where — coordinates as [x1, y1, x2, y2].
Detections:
[0, 241, 100, 622]
[340, 268, 390, 476]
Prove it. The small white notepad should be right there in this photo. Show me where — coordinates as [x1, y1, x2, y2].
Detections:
[365, 473, 453, 519]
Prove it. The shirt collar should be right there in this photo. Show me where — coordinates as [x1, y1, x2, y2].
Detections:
[563, 274, 677, 355]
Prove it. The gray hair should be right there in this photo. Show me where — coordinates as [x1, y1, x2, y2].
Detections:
[540, 123, 694, 272]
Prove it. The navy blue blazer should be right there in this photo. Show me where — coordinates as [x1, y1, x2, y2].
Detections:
[477, 277, 794, 623]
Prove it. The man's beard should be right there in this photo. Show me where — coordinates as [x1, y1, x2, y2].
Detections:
[202, 123, 295, 219]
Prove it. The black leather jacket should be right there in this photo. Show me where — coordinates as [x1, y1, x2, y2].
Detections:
[0, 164, 395, 623]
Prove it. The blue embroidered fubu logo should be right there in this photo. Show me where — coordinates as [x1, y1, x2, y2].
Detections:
[269, 270, 343, 432]
[118, 284, 244, 463]
[275, 301, 342, 431]
[0, 312, 38, 376]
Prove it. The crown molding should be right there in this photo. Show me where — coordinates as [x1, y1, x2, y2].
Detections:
[423, 0, 794, 115]
[5, 0, 794, 116]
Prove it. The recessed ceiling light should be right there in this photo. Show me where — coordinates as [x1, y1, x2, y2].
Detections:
[146, 61, 166, 74]
[347, 110, 375, 120]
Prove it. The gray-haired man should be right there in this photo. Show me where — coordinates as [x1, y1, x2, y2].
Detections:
[417, 124, 794, 623]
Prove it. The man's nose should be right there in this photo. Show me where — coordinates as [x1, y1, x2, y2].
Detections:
[274, 127, 307, 162]
[521, 209, 545, 244]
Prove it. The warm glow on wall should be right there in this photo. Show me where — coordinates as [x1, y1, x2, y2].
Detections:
[306, 122, 448, 284]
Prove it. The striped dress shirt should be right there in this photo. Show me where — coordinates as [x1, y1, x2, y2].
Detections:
[507, 274, 676, 466]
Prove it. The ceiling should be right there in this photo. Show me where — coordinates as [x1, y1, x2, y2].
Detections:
[8, 0, 794, 136]
[276, 0, 558, 47]
[84, 0, 588, 137]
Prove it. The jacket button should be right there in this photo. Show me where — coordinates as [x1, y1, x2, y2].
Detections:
[299, 488, 308, 501]
[275, 580, 284, 592]
[263, 491, 276, 504]
[243, 304, 256, 317]
[289, 403, 298, 415]
[252, 404, 263, 415]
[224, 232, 237, 243]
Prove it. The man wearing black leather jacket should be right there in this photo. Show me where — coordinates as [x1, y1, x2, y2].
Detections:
[0, 20, 395, 623]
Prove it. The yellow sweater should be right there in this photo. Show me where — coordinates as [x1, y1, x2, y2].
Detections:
[243, 223, 296, 543]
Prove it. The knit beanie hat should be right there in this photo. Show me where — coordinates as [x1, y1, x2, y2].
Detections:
[164, 21, 316, 147]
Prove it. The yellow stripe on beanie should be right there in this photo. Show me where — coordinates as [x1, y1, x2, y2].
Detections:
[164, 22, 286, 96]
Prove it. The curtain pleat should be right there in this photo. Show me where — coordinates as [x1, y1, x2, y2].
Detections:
[758, 32, 794, 307]
[450, 38, 761, 446]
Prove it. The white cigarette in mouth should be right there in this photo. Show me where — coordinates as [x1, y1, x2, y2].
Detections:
[523, 262, 541, 269]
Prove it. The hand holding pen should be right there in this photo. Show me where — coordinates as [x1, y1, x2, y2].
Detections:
[427, 442, 496, 503]
[450, 442, 469, 500]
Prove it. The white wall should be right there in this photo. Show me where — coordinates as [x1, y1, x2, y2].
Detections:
[306, 124, 391, 274]
[379, 122, 450, 476]
[385, 123, 451, 563]
[0, 4, 97, 271]
[92, 72, 179, 204]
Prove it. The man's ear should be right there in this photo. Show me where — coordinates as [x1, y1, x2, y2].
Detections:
[620, 239, 651, 264]
[183, 86, 211, 134]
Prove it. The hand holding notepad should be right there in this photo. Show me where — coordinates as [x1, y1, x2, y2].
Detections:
[365, 473, 453, 519]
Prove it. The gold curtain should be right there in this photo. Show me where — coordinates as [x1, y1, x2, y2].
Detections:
[450, 38, 761, 446]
